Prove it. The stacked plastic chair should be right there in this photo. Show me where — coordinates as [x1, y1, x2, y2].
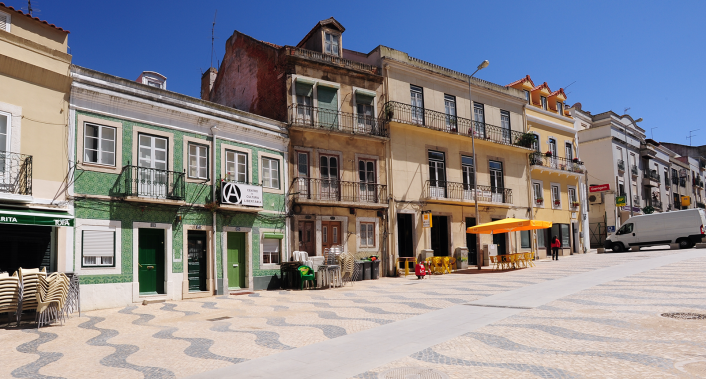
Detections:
[35, 272, 70, 328]
[337, 252, 356, 285]
[0, 273, 21, 325]
[64, 273, 81, 318]
[15, 267, 46, 326]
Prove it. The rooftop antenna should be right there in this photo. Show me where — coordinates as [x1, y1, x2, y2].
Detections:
[23, 0, 39, 16]
[563, 81, 576, 90]
[688, 129, 699, 146]
[650, 127, 658, 139]
[211, 10, 218, 68]
[623, 107, 630, 115]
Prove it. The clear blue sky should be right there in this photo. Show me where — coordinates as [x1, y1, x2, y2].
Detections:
[12, 0, 705, 144]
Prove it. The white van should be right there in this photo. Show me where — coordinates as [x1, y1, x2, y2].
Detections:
[605, 209, 706, 252]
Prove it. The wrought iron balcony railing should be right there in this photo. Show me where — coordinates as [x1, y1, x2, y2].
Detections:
[631, 166, 639, 176]
[530, 153, 585, 174]
[288, 105, 388, 137]
[293, 177, 387, 204]
[0, 151, 32, 196]
[672, 175, 679, 185]
[383, 101, 529, 148]
[644, 170, 660, 182]
[422, 180, 513, 204]
[114, 165, 186, 201]
[285, 47, 379, 74]
[651, 199, 663, 210]
[680, 178, 687, 187]
[617, 159, 625, 171]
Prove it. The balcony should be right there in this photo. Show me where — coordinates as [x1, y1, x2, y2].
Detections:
[680, 178, 687, 187]
[285, 46, 379, 75]
[292, 177, 387, 208]
[642, 170, 661, 187]
[631, 166, 639, 177]
[0, 151, 32, 202]
[113, 165, 186, 202]
[652, 200, 663, 210]
[633, 195, 642, 207]
[383, 101, 532, 150]
[422, 180, 513, 205]
[693, 177, 704, 188]
[287, 105, 388, 138]
[530, 153, 585, 175]
[617, 159, 625, 172]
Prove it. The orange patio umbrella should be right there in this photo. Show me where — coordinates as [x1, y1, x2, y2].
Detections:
[466, 218, 552, 256]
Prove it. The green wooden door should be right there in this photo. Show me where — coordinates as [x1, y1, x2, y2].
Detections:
[187, 231, 208, 292]
[138, 228, 165, 295]
[227, 232, 246, 289]
[317, 86, 338, 129]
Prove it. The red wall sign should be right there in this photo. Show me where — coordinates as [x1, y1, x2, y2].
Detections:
[589, 184, 611, 193]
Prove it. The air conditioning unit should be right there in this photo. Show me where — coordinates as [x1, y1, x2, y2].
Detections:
[589, 194, 603, 204]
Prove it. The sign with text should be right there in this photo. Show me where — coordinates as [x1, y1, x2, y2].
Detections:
[616, 196, 627, 207]
[221, 182, 263, 207]
[422, 213, 432, 228]
[589, 184, 610, 193]
[682, 196, 691, 207]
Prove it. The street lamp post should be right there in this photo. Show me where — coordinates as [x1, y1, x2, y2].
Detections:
[468, 60, 489, 269]
[622, 117, 643, 218]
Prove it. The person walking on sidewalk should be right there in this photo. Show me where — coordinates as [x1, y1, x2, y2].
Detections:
[551, 236, 561, 260]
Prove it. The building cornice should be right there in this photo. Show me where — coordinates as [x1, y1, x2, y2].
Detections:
[527, 114, 575, 134]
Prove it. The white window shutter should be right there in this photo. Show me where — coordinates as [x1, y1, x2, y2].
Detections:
[0, 12, 9, 32]
[263, 238, 280, 253]
[83, 230, 115, 257]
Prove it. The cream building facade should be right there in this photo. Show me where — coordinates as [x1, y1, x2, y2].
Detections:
[0, 5, 73, 276]
[376, 47, 533, 270]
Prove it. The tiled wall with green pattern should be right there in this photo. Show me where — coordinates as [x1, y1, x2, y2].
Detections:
[74, 110, 286, 285]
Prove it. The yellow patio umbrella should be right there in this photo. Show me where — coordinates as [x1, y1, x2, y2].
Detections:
[466, 218, 552, 258]
[466, 218, 552, 234]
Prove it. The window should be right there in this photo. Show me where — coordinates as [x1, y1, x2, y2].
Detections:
[537, 230, 546, 248]
[410, 85, 424, 123]
[552, 185, 561, 207]
[226, 150, 247, 183]
[541, 96, 548, 110]
[489, 160, 504, 202]
[617, 223, 633, 235]
[500, 110, 511, 142]
[473, 103, 485, 136]
[324, 32, 339, 56]
[295, 82, 313, 124]
[461, 156, 474, 190]
[531, 134, 540, 152]
[360, 222, 375, 248]
[0, 111, 10, 155]
[188, 143, 208, 179]
[82, 230, 115, 267]
[568, 187, 577, 207]
[297, 152, 309, 178]
[533, 182, 542, 203]
[262, 238, 280, 264]
[561, 224, 570, 247]
[262, 157, 280, 189]
[618, 182, 625, 197]
[0, 10, 10, 32]
[428, 151, 446, 195]
[523, 90, 530, 105]
[147, 80, 162, 88]
[557, 101, 563, 115]
[356, 92, 375, 131]
[520, 230, 530, 248]
[444, 94, 457, 130]
[359, 159, 376, 201]
[565, 142, 573, 161]
[84, 123, 116, 166]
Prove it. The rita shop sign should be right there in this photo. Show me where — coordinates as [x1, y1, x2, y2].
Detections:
[221, 182, 263, 207]
[589, 184, 611, 193]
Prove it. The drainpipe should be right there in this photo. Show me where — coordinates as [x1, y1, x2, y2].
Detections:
[523, 104, 536, 256]
[383, 63, 395, 277]
[210, 126, 220, 295]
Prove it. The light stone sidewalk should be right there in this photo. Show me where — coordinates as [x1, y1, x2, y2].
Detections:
[1, 248, 703, 379]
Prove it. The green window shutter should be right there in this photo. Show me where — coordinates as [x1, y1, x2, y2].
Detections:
[355, 93, 375, 105]
[263, 232, 284, 239]
[295, 82, 313, 97]
[317, 86, 339, 128]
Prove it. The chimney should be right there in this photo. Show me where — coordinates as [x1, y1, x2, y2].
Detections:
[201, 67, 218, 101]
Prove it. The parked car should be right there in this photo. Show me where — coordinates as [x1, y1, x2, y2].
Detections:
[605, 209, 706, 252]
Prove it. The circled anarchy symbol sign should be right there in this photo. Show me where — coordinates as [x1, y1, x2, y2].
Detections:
[222, 182, 242, 204]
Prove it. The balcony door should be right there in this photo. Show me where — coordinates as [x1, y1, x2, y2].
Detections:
[317, 86, 339, 129]
[410, 85, 424, 124]
[296, 152, 310, 198]
[428, 151, 446, 198]
[489, 160, 504, 203]
[500, 110, 511, 143]
[462, 155, 474, 200]
[295, 82, 313, 125]
[473, 103, 486, 138]
[320, 155, 339, 200]
[356, 92, 375, 133]
[548, 138, 558, 169]
[138, 134, 168, 198]
[358, 159, 376, 202]
[0, 112, 10, 189]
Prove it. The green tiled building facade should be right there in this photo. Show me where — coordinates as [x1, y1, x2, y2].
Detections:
[70, 67, 288, 310]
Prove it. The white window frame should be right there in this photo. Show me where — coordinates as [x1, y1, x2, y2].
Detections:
[74, 220, 122, 276]
[551, 183, 561, 209]
[0, 10, 11, 33]
[359, 222, 375, 248]
[260, 230, 282, 269]
[261, 157, 280, 189]
[356, 217, 379, 252]
[324, 32, 340, 56]
[557, 101, 563, 115]
[532, 180, 544, 208]
[568, 186, 578, 209]
[226, 150, 248, 183]
[81, 229, 116, 267]
[541, 96, 548, 110]
[0, 110, 11, 156]
[83, 122, 117, 167]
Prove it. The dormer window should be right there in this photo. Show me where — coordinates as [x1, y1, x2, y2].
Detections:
[147, 80, 162, 88]
[0, 10, 10, 32]
[524, 90, 530, 105]
[540, 96, 548, 110]
[324, 32, 339, 56]
[557, 101, 564, 115]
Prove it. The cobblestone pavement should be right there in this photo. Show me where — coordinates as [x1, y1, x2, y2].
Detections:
[1, 249, 705, 379]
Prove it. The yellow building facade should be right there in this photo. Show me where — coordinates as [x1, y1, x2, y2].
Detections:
[508, 76, 585, 257]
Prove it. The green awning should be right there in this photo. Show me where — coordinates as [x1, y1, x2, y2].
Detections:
[263, 232, 284, 239]
[0, 208, 74, 227]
